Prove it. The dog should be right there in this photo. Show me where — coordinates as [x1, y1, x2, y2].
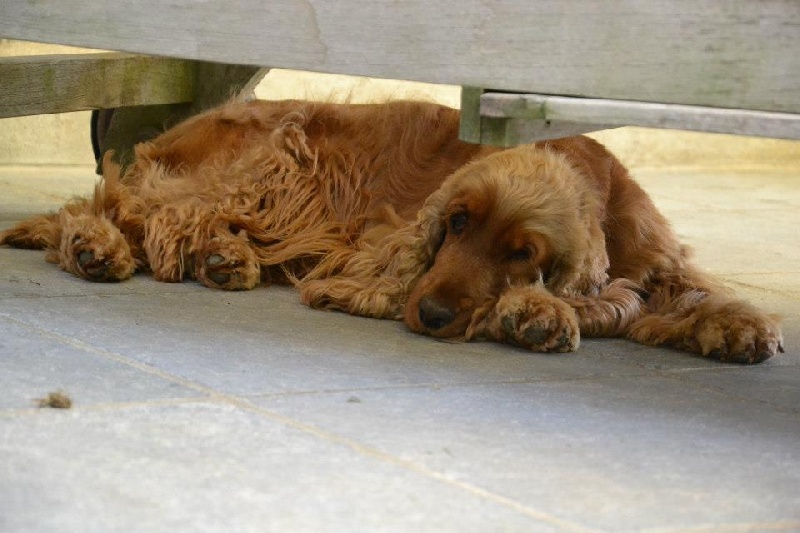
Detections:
[0, 99, 783, 363]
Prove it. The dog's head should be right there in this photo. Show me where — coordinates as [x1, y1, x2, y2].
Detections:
[404, 144, 610, 338]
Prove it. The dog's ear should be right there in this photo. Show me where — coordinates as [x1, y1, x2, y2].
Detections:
[544, 195, 610, 297]
[376, 180, 451, 291]
[412, 185, 450, 267]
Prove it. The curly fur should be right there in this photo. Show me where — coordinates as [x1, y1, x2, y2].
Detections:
[1, 99, 783, 364]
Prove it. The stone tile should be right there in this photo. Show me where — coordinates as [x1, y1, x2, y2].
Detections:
[1, 284, 675, 396]
[673, 365, 800, 413]
[0, 315, 203, 409]
[663, 209, 800, 275]
[0, 402, 562, 532]
[632, 169, 800, 276]
[634, 168, 800, 212]
[3, 164, 800, 532]
[723, 272, 800, 299]
[254, 376, 800, 531]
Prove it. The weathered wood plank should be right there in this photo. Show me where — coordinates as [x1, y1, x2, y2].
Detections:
[1, 1, 798, 114]
[474, 93, 800, 145]
[458, 87, 485, 143]
[0, 53, 195, 118]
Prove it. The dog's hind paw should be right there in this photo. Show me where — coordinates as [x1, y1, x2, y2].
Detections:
[194, 237, 260, 291]
[486, 286, 580, 353]
[60, 214, 135, 282]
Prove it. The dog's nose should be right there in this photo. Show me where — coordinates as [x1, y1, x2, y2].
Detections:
[418, 296, 456, 331]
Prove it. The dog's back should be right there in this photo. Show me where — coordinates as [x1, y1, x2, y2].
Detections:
[134, 100, 497, 217]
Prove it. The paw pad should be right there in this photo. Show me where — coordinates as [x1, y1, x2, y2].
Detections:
[76, 249, 110, 279]
[208, 272, 232, 285]
[196, 247, 259, 291]
[522, 325, 549, 346]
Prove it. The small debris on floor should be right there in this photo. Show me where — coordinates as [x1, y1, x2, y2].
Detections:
[35, 390, 73, 409]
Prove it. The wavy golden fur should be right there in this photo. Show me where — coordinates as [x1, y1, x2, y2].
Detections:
[1, 99, 783, 363]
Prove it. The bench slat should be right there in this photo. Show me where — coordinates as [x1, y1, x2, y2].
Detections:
[1, 1, 798, 114]
[0, 53, 194, 118]
[465, 92, 800, 145]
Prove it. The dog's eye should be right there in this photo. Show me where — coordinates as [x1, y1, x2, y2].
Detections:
[449, 212, 468, 235]
[508, 248, 532, 262]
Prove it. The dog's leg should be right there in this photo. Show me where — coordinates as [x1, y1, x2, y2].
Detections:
[0, 196, 134, 283]
[0, 212, 62, 250]
[627, 270, 784, 363]
[42, 153, 143, 282]
[469, 280, 646, 353]
[559, 279, 646, 337]
[300, 275, 405, 319]
[145, 201, 260, 290]
[11, 186, 139, 282]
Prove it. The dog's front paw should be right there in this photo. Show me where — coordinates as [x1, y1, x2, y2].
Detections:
[60, 214, 135, 282]
[693, 300, 784, 364]
[486, 286, 579, 353]
[194, 236, 260, 291]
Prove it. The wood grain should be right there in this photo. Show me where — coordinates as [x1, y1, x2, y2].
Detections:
[0, 53, 194, 118]
[472, 93, 800, 145]
[1, 1, 798, 113]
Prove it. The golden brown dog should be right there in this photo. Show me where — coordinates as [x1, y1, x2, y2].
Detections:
[1, 99, 783, 363]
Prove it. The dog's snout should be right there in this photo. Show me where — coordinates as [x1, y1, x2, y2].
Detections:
[418, 296, 456, 331]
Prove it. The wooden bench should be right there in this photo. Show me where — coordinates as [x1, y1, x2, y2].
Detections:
[2, 0, 799, 161]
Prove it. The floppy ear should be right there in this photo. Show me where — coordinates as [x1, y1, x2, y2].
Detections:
[297, 180, 453, 318]
[410, 186, 449, 264]
[544, 192, 610, 297]
[381, 180, 451, 285]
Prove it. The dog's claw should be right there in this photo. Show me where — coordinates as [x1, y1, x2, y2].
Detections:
[84, 262, 108, 278]
[77, 249, 109, 279]
[206, 254, 225, 267]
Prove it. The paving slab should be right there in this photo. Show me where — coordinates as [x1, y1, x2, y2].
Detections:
[254, 376, 800, 531]
[0, 315, 204, 409]
[634, 168, 800, 275]
[0, 402, 566, 533]
[634, 168, 800, 213]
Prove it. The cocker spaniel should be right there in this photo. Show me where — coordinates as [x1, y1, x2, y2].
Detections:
[1, 99, 783, 363]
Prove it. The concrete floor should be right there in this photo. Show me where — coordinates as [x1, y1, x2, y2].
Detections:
[1, 163, 799, 532]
